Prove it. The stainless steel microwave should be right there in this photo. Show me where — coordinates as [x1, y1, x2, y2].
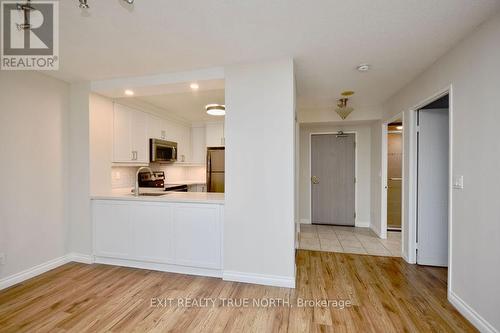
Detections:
[150, 139, 177, 163]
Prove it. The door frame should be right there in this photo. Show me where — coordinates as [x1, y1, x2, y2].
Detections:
[380, 113, 405, 241]
[409, 84, 453, 282]
[309, 131, 358, 226]
[408, 86, 453, 291]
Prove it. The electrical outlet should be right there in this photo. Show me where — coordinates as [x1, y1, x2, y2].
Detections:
[113, 171, 121, 180]
[453, 175, 464, 189]
[0, 253, 5, 265]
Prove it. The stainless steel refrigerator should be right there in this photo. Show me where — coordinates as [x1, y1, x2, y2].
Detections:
[206, 147, 225, 193]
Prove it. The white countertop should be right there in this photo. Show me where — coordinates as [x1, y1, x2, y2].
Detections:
[91, 188, 224, 204]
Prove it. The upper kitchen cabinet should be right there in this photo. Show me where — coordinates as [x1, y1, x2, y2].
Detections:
[113, 103, 149, 164]
[163, 119, 191, 162]
[191, 126, 206, 164]
[206, 122, 225, 147]
[147, 114, 167, 140]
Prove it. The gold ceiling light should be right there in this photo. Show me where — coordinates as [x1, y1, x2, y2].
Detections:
[335, 91, 355, 120]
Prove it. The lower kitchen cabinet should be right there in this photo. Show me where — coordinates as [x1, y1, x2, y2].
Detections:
[92, 200, 223, 274]
[173, 204, 221, 269]
[188, 184, 207, 192]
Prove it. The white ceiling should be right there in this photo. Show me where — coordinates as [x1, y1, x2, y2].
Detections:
[52, 0, 500, 110]
[130, 89, 225, 123]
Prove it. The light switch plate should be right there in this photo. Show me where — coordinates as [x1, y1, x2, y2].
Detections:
[0, 253, 5, 265]
[453, 175, 464, 189]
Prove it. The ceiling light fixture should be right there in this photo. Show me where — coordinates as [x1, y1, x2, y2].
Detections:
[124, 89, 134, 96]
[190, 83, 199, 90]
[79, 0, 89, 8]
[206, 104, 226, 116]
[356, 64, 370, 72]
[15, 0, 35, 30]
[335, 91, 355, 120]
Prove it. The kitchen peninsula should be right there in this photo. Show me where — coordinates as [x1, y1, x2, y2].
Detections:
[91, 190, 224, 278]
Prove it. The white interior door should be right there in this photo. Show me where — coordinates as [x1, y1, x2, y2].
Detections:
[417, 108, 449, 266]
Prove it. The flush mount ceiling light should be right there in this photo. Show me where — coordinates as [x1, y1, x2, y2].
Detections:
[124, 89, 134, 96]
[78, 0, 133, 9]
[356, 64, 371, 72]
[190, 83, 199, 90]
[335, 91, 355, 120]
[206, 104, 226, 116]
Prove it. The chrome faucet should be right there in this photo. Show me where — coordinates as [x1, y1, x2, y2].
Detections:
[134, 166, 153, 197]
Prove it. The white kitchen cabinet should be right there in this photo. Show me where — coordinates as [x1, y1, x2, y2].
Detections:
[113, 103, 149, 163]
[92, 200, 223, 274]
[191, 126, 206, 164]
[147, 114, 166, 140]
[130, 202, 174, 263]
[163, 120, 191, 162]
[173, 204, 221, 269]
[188, 184, 207, 192]
[93, 201, 130, 258]
[113, 104, 133, 162]
[205, 122, 225, 147]
[131, 110, 149, 163]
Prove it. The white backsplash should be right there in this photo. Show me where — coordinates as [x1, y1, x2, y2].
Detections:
[111, 167, 140, 189]
[111, 164, 206, 189]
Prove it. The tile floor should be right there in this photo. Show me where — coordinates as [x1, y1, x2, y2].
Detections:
[298, 224, 402, 257]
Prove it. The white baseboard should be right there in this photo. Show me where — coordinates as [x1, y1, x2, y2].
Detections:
[370, 224, 382, 238]
[449, 291, 498, 333]
[0, 255, 70, 290]
[94, 256, 222, 279]
[299, 218, 311, 224]
[67, 253, 94, 264]
[223, 271, 295, 288]
[0, 253, 96, 291]
[355, 220, 370, 228]
[401, 251, 414, 264]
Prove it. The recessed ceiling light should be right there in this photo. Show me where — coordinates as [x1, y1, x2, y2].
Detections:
[190, 83, 199, 90]
[356, 64, 370, 72]
[206, 104, 225, 116]
[124, 89, 134, 96]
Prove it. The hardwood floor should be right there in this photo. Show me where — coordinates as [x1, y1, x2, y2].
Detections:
[0, 251, 476, 332]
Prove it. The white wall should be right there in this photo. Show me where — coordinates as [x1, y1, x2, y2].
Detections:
[0, 72, 69, 279]
[90, 93, 113, 194]
[298, 123, 372, 227]
[68, 83, 92, 255]
[224, 59, 296, 287]
[383, 12, 500, 332]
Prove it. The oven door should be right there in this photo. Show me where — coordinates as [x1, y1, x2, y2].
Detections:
[150, 139, 177, 162]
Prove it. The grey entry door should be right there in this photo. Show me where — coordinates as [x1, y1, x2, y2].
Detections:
[417, 109, 449, 267]
[311, 133, 355, 226]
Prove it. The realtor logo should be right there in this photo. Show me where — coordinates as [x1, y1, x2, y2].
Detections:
[1, 0, 59, 70]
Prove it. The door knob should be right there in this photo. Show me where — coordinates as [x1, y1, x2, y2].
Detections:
[311, 176, 320, 184]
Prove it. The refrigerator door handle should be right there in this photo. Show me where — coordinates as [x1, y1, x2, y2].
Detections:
[207, 152, 212, 192]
